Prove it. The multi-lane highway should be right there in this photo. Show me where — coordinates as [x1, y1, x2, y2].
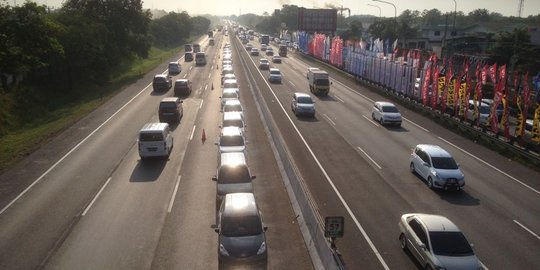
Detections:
[0, 27, 539, 270]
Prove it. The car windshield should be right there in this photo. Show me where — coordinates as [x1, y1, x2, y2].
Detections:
[431, 157, 458, 169]
[479, 105, 490, 114]
[218, 166, 251, 184]
[382, 105, 399, 113]
[429, 232, 474, 256]
[270, 70, 280, 75]
[315, 79, 330, 86]
[223, 92, 238, 99]
[224, 105, 242, 112]
[297, 96, 313, 104]
[223, 83, 238, 88]
[139, 133, 163, 141]
[220, 136, 244, 147]
[221, 215, 263, 237]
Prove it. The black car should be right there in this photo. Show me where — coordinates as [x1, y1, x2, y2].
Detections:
[184, 52, 194, 62]
[152, 74, 172, 92]
[158, 97, 183, 123]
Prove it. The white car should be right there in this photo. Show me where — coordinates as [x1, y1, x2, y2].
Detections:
[371, 101, 402, 126]
[268, 68, 282, 83]
[220, 89, 239, 108]
[399, 213, 481, 270]
[410, 144, 465, 190]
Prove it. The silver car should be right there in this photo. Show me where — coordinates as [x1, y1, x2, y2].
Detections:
[410, 144, 465, 190]
[371, 101, 402, 126]
[291, 92, 315, 118]
[399, 213, 481, 270]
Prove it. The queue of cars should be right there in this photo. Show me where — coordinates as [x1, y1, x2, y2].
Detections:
[213, 40, 268, 267]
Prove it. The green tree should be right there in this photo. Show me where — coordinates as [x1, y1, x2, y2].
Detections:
[150, 12, 191, 47]
[488, 27, 540, 72]
[421, 9, 444, 26]
[368, 19, 395, 39]
[190, 16, 211, 35]
[0, 2, 63, 90]
[279, 5, 299, 31]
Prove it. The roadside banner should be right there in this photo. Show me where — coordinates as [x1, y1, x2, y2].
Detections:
[516, 72, 530, 137]
[431, 65, 439, 109]
[490, 65, 507, 134]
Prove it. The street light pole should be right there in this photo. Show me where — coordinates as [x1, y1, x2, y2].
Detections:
[452, 0, 457, 36]
[367, 4, 381, 18]
[372, 0, 397, 37]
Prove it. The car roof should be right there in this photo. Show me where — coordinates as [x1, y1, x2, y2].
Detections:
[154, 74, 167, 78]
[224, 99, 241, 105]
[294, 92, 311, 98]
[407, 213, 460, 232]
[175, 79, 188, 83]
[169, 62, 179, 65]
[375, 101, 396, 107]
[223, 88, 239, 94]
[221, 126, 243, 136]
[223, 111, 243, 121]
[416, 144, 452, 157]
[270, 68, 280, 72]
[223, 79, 237, 84]
[161, 97, 179, 103]
[140, 122, 169, 132]
[223, 193, 258, 217]
[220, 152, 247, 166]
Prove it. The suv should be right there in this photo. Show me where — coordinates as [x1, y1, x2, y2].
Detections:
[214, 193, 267, 265]
[371, 101, 402, 127]
[168, 62, 181, 75]
[174, 79, 192, 96]
[152, 74, 172, 92]
[410, 144, 465, 190]
[184, 52, 193, 62]
[291, 92, 315, 118]
[158, 97, 183, 123]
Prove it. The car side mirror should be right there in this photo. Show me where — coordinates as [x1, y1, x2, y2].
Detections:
[215, 142, 218, 145]
[214, 228, 220, 233]
[423, 162, 430, 167]
[331, 81, 333, 85]
[212, 176, 217, 181]
[218, 125, 222, 128]
[263, 226, 268, 232]
[180, 100, 183, 103]
[419, 243, 426, 249]
[251, 175, 256, 180]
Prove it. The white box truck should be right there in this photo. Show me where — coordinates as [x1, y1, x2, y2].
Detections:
[307, 69, 330, 96]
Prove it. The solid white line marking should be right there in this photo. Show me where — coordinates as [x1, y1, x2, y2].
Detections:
[189, 66, 193, 71]
[183, 74, 187, 78]
[205, 85, 208, 91]
[357, 147, 382, 169]
[438, 136, 540, 196]
[323, 114, 336, 126]
[514, 220, 540, 240]
[199, 100, 204, 109]
[208, 73, 211, 79]
[288, 81, 296, 87]
[363, 115, 379, 127]
[333, 94, 345, 103]
[403, 117, 429, 132]
[82, 177, 112, 216]
[0, 81, 153, 216]
[190, 125, 196, 141]
[168, 176, 182, 213]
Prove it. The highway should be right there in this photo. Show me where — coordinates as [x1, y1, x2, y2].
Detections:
[0, 28, 539, 270]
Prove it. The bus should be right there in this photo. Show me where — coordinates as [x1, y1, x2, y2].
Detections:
[260, 34, 269, 45]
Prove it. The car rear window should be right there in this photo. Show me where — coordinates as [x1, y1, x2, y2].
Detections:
[140, 132, 163, 141]
[154, 77, 167, 83]
[218, 166, 251, 184]
[382, 105, 399, 113]
[223, 82, 238, 88]
[159, 102, 177, 110]
[223, 120, 243, 128]
[223, 92, 238, 99]
[297, 96, 313, 104]
[224, 105, 242, 112]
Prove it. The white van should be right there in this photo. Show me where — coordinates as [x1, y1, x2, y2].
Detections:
[138, 123, 173, 159]
[195, 52, 207, 66]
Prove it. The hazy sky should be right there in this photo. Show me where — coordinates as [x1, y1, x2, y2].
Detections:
[23, 0, 540, 18]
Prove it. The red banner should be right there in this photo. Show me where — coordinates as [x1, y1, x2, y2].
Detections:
[431, 65, 440, 109]
[422, 59, 432, 106]
[474, 65, 484, 126]
[490, 65, 506, 133]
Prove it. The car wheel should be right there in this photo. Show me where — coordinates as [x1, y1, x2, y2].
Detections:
[399, 233, 408, 250]
[409, 162, 415, 173]
[427, 177, 434, 189]
[371, 112, 375, 120]
[425, 265, 433, 270]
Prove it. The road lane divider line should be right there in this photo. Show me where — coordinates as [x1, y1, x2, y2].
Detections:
[514, 220, 540, 240]
[322, 114, 336, 126]
[0, 81, 153, 216]
[240, 41, 390, 269]
[190, 125, 196, 141]
[357, 147, 382, 169]
[288, 81, 296, 87]
[199, 100, 204, 109]
[208, 73, 211, 79]
[403, 117, 429, 132]
[362, 115, 379, 127]
[205, 84, 208, 91]
[183, 74, 187, 78]
[168, 176, 182, 213]
[333, 94, 345, 103]
[82, 177, 112, 216]
[438, 136, 540, 196]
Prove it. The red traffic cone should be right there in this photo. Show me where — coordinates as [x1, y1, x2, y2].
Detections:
[201, 129, 207, 143]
